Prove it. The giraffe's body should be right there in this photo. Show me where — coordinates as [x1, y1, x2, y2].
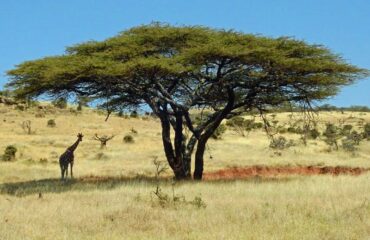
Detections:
[59, 133, 83, 180]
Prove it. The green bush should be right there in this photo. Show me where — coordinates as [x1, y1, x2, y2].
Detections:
[342, 124, 353, 136]
[47, 119, 56, 128]
[2, 145, 17, 161]
[52, 98, 67, 109]
[226, 116, 245, 127]
[269, 136, 294, 150]
[347, 130, 362, 145]
[307, 128, 320, 139]
[364, 123, 370, 140]
[123, 134, 134, 143]
[130, 110, 138, 118]
[211, 124, 227, 140]
[252, 122, 264, 129]
[342, 138, 356, 152]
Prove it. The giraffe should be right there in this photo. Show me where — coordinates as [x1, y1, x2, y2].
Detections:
[59, 133, 83, 180]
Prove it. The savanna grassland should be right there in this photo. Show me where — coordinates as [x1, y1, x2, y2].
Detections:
[0, 102, 370, 240]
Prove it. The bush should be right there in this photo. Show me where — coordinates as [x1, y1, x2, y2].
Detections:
[347, 130, 362, 145]
[52, 98, 67, 109]
[342, 124, 353, 136]
[226, 116, 245, 127]
[47, 119, 56, 128]
[342, 138, 357, 152]
[123, 134, 134, 143]
[252, 122, 264, 129]
[211, 124, 227, 140]
[323, 123, 341, 150]
[364, 123, 370, 140]
[2, 145, 17, 161]
[130, 110, 138, 118]
[269, 136, 294, 150]
[307, 128, 320, 140]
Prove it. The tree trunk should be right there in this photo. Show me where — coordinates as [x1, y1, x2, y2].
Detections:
[193, 139, 206, 180]
[159, 112, 189, 180]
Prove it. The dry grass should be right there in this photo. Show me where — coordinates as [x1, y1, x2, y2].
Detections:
[0, 104, 370, 239]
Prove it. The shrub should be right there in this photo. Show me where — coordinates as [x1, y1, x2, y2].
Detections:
[226, 116, 245, 127]
[52, 97, 67, 109]
[2, 145, 17, 161]
[347, 130, 362, 145]
[364, 123, 370, 140]
[342, 138, 357, 152]
[307, 128, 320, 140]
[130, 110, 138, 118]
[269, 136, 294, 150]
[253, 122, 264, 129]
[211, 124, 227, 140]
[47, 119, 56, 128]
[117, 111, 124, 117]
[123, 134, 134, 143]
[342, 124, 353, 136]
[323, 123, 340, 150]
[15, 104, 26, 111]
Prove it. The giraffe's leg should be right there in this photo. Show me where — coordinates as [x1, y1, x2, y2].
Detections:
[70, 161, 74, 178]
[65, 165, 68, 178]
[61, 167, 64, 180]
[62, 166, 67, 180]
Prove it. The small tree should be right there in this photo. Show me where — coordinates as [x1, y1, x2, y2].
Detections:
[323, 123, 341, 150]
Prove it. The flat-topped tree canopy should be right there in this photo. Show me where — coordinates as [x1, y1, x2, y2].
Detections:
[6, 23, 368, 180]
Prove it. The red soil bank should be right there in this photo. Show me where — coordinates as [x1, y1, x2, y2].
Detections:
[203, 165, 369, 180]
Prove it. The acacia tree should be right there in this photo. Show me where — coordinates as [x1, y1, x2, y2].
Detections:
[6, 23, 368, 180]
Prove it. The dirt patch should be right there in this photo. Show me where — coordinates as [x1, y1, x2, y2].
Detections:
[204, 166, 369, 180]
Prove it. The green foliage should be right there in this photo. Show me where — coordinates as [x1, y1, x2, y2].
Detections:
[346, 130, 362, 145]
[323, 123, 341, 150]
[342, 124, 353, 136]
[6, 23, 368, 179]
[307, 128, 321, 140]
[52, 98, 67, 109]
[2, 145, 17, 161]
[364, 123, 370, 140]
[269, 136, 295, 150]
[47, 119, 56, 128]
[211, 124, 227, 140]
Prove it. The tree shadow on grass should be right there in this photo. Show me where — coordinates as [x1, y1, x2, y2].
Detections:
[0, 175, 162, 197]
[0, 175, 297, 197]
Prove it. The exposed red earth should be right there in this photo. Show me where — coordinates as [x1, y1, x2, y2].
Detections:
[203, 165, 369, 180]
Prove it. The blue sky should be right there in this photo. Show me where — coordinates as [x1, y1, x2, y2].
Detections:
[1, 0, 369, 106]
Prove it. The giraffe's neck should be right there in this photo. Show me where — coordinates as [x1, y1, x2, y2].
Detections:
[68, 139, 80, 152]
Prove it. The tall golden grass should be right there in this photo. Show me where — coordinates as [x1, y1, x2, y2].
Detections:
[0, 104, 369, 239]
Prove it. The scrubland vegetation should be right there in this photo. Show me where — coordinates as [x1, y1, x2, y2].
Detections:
[0, 99, 369, 239]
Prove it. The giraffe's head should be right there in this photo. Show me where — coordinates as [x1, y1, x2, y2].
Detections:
[77, 133, 84, 141]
